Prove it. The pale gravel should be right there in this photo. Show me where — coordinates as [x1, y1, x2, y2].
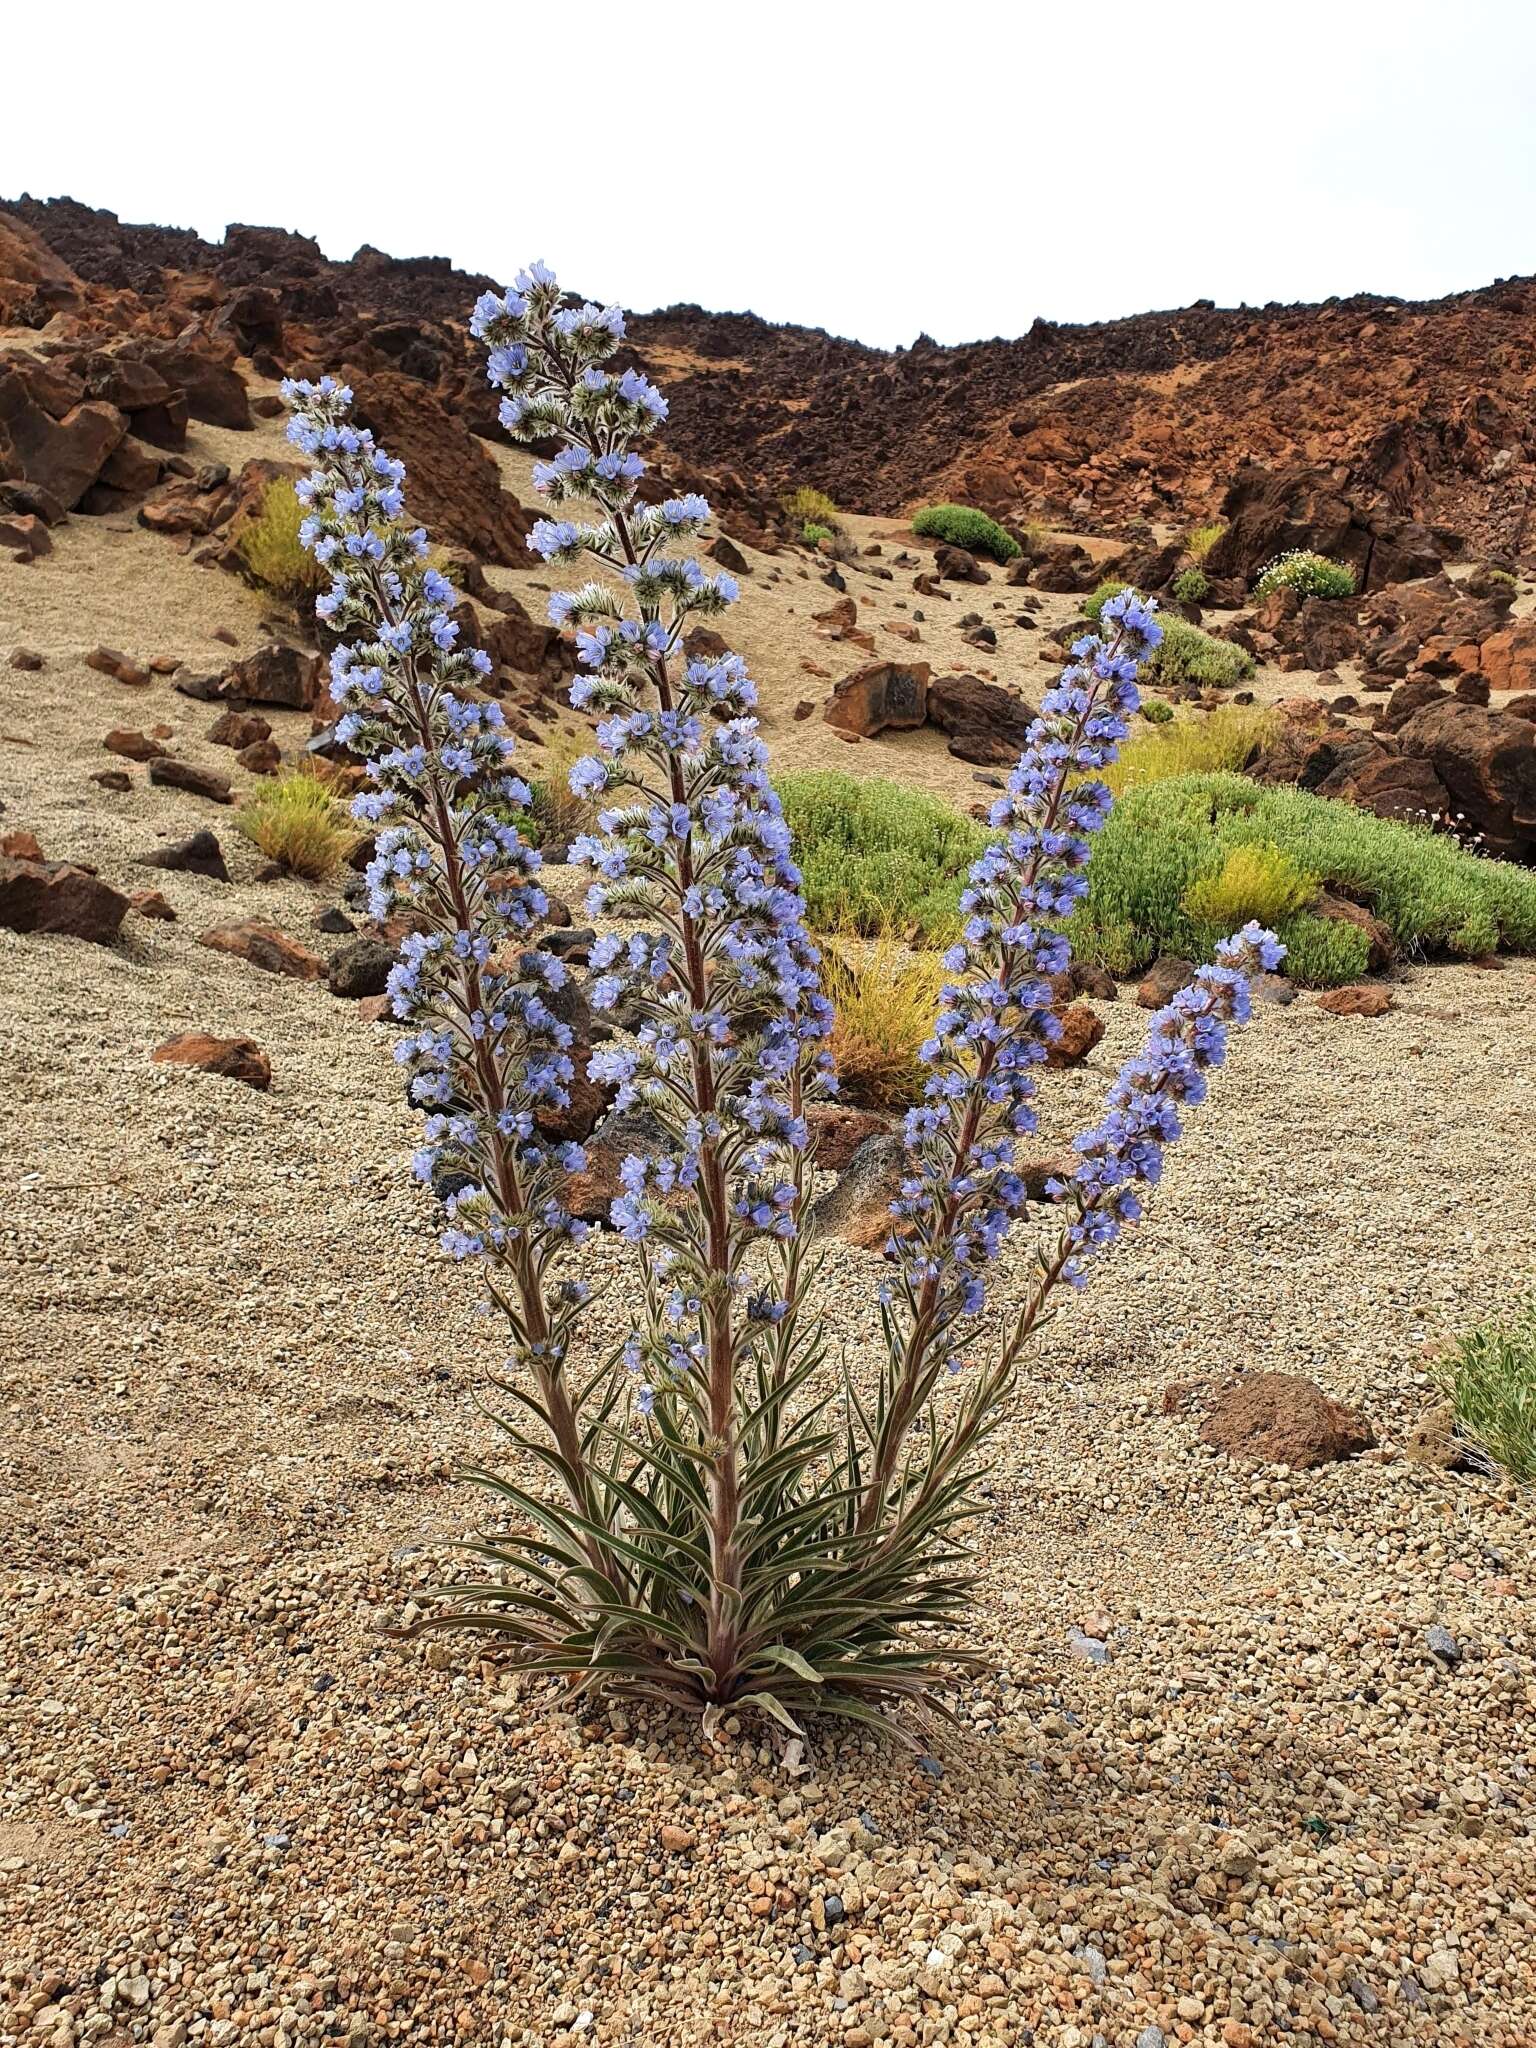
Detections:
[1, 426, 1535, 2048]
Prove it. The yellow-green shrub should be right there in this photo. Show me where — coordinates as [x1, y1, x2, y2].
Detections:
[782, 486, 841, 532]
[235, 480, 328, 604]
[1186, 522, 1225, 560]
[1101, 705, 1276, 796]
[1183, 842, 1317, 930]
[240, 765, 357, 879]
[823, 930, 946, 1110]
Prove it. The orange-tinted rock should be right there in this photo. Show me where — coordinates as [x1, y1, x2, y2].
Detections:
[104, 728, 166, 761]
[129, 889, 176, 921]
[1200, 1372, 1374, 1468]
[199, 920, 325, 978]
[823, 660, 930, 738]
[1316, 983, 1393, 1016]
[1044, 1002, 1105, 1067]
[152, 1031, 271, 1089]
[1, 828, 44, 859]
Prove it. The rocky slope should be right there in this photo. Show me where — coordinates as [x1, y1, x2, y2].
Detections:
[7, 193, 1536, 558]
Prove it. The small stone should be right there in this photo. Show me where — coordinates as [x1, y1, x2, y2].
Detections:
[327, 936, 396, 999]
[1316, 983, 1393, 1017]
[658, 1824, 695, 1852]
[130, 890, 176, 921]
[140, 829, 229, 881]
[199, 920, 325, 978]
[104, 728, 167, 762]
[10, 647, 44, 670]
[152, 1031, 271, 1087]
[148, 757, 234, 804]
[1426, 1624, 1461, 1665]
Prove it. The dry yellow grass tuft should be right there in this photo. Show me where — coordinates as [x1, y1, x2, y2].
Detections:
[823, 927, 946, 1110]
[239, 764, 358, 879]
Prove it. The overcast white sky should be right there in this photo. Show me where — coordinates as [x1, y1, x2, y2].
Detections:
[6, 0, 1534, 349]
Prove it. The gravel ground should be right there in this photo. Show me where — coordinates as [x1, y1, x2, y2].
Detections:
[3, 462, 1536, 2048]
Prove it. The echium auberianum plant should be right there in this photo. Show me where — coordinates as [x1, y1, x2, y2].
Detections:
[283, 262, 1283, 1742]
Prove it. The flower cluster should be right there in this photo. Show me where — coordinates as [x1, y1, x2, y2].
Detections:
[293, 264, 1283, 1736]
[280, 374, 593, 1442]
[890, 593, 1160, 1324]
[472, 266, 832, 1433]
[1042, 922, 1284, 1290]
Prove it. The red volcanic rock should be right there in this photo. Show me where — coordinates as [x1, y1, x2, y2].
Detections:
[1200, 1372, 1374, 1468]
[1315, 983, 1394, 1017]
[350, 372, 534, 566]
[152, 1031, 271, 1088]
[0, 857, 130, 944]
[199, 920, 325, 978]
[0, 361, 125, 511]
[823, 659, 930, 738]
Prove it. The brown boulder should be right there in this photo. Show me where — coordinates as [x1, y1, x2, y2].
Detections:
[207, 709, 272, 750]
[0, 857, 129, 945]
[1137, 956, 1197, 1008]
[823, 660, 930, 738]
[351, 372, 532, 566]
[1205, 462, 1442, 592]
[152, 1031, 271, 1089]
[0, 363, 125, 511]
[199, 920, 325, 978]
[1394, 698, 1536, 859]
[1315, 983, 1393, 1017]
[132, 345, 252, 431]
[70, 351, 189, 449]
[0, 510, 51, 559]
[933, 544, 988, 584]
[223, 642, 320, 710]
[926, 673, 1038, 765]
[148, 758, 234, 804]
[1199, 1371, 1374, 1468]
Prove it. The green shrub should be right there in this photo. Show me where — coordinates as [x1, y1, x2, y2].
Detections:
[239, 765, 356, 879]
[801, 521, 834, 548]
[1072, 773, 1536, 982]
[234, 479, 328, 604]
[1438, 1296, 1536, 1482]
[1186, 522, 1225, 561]
[1084, 584, 1255, 687]
[1273, 915, 1372, 987]
[781, 765, 1536, 986]
[1153, 616, 1256, 687]
[1140, 697, 1175, 725]
[1254, 550, 1357, 600]
[1183, 842, 1317, 931]
[782, 486, 840, 532]
[776, 771, 988, 943]
[1171, 566, 1209, 605]
[1105, 705, 1275, 795]
[911, 503, 1022, 564]
[1484, 567, 1518, 591]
